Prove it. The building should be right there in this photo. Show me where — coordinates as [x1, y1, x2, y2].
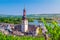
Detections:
[0, 23, 14, 35]
[21, 8, 28, 32]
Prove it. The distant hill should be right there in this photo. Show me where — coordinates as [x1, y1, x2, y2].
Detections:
[0, 14, 22, 18]
[0, 14, 60, 18]
[27, 14, 60, 18]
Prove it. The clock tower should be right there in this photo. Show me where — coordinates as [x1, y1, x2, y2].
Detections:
[21, 8, 28, 32]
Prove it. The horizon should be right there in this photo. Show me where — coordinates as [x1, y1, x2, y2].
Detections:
[0, 14, 60, 16]
[0, 0, 60, 15]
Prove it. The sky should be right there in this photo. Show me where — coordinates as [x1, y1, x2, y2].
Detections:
[0, 0, 60, 15]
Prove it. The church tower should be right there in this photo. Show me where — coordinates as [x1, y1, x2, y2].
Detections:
[21, 8, 28, 32]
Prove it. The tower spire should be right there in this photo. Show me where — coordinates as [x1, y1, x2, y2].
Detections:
[22, 6, 26, 20]
[23, 7, 26, 16]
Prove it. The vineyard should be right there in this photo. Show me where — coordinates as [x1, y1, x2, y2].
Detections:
[0, 18, 60, 40]
[41, 18, 60, 40]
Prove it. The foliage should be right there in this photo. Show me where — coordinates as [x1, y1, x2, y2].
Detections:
[0, 32, 45, 40]
[0, 17, 35, 24]
[41, 17, 60, 40]
[0, 17, 22, 24]
[28, 18, 34, 22]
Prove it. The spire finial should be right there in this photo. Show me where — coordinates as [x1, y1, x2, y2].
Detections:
[24, 4, 26, 10]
